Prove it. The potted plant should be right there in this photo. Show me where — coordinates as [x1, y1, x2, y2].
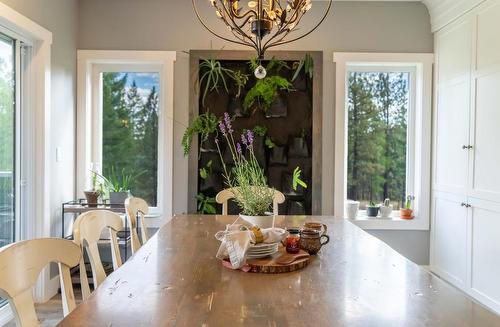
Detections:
[228, 70, 250, 118]
[291, 53, 314, 91]
[196, 193, 217, 214]
[84, 170, 102, 208]
[97, 167, 142, 207]
[380, 198, 393, 219]
[243, 58, 293, 116]
[182, 112, 219, 156]
[267, 137, 288, 166]
[215, 113, 274, 227]
[400, 195, 414, 219]
[198, 58, 246, 107]
[288, 128, 309, 158]
[366, 201, 380, 218]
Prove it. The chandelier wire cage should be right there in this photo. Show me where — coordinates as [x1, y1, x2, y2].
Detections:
[192, 0, 333, 61]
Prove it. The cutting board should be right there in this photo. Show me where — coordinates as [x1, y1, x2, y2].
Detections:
[246, 246, 310, 274]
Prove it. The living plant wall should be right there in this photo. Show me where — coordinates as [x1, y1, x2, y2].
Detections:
[186, 51, 323, 215]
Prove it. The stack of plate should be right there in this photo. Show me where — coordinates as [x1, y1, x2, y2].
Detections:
[246, 242, 279, 259]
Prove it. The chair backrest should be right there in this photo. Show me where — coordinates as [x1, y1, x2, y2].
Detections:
[73, 210, 123, 300]
[125, 197, 149, 254]
[0, 238, 81, 327]
[216, 187, 286, 215]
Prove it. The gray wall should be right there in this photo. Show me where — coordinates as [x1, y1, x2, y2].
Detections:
[77, 0, 433, 264]
[1, 0, 79, 241]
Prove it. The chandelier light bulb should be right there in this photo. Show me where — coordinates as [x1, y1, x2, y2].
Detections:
[254, 65, 267, 79]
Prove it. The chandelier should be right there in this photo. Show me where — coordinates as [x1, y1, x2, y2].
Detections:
[192, 0, 333, 78]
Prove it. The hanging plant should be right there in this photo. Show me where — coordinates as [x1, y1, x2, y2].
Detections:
[182, 112, 219, 156]
[292, 53, 314, 82]
[199, 59, 249, 106]
[243, 76, 292, 113]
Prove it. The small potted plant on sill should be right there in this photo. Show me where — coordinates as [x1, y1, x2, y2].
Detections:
[400, 195, 415, 219]
[97, 167, 143, 207]
[84, 170, 102, 208]
[366, 201, 380, 218]
[380, 198, 393, 219]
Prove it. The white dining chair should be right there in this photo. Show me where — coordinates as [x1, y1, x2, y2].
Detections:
[0, 238, 81, 327]
[216, 187, 285, 215]
[125, 197, 150, 254]
[73, 210, 123, 300]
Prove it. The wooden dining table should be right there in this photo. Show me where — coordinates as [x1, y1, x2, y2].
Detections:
[58, 215, 500, 327]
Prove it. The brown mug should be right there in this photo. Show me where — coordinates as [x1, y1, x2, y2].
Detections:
[299, 229, 330, 255]
[303, 222, 328, 236]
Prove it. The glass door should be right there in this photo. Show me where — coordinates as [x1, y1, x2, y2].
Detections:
[0, 33, 15, 249]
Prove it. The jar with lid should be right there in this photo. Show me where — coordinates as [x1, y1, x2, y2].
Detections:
[284, 228, 301, 254]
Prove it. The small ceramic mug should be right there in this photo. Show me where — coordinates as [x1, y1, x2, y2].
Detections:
[303, 222, 328, 236]
[346, 201, 360, 219]
[300, 229, 330, 255]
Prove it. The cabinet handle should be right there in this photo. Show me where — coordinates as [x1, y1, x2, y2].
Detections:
[462, 145, 474, 150]
[461, 202, 466, 207]
[466, 204, 472, 208]
[468, 145, 473, 149]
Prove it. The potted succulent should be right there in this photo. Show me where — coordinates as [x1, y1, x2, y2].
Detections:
[84, 170, 102, 208]
[400, 195, 415, 219]
[366, 201, 380, 218]
[380, 198, 393, 219]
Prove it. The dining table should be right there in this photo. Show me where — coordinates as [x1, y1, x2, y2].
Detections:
[58, 215, 500, 327]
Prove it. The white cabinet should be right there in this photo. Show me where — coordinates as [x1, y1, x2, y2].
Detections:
[431, 192, 468, 288]
[468, 198, 500, 312]
[432, 0, 500, 315]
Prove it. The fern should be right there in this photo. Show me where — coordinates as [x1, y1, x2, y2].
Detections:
[243, 76, 292, 112]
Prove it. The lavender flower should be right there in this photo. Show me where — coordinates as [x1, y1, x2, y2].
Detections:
[241, 133, 248, 147]
[236, 142, 242, 156]
[246, 130, 254, 146]
[218, 120, 226, 136]
[224, 112, 233, 134]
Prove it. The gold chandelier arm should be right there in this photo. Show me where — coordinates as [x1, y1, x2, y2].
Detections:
[264, 0, 332, 51]
[217, 0, 259, 48]
[261, 4, 303, 48]
[191, 0, 256, 48]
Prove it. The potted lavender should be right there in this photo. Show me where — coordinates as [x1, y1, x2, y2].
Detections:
[215, 113, 275, 227]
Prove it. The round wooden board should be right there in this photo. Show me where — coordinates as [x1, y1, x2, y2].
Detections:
[246, 247, 310, 274]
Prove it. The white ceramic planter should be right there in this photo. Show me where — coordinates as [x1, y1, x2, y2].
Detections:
[379, 205, 393, 218]
[239, 214, 275, 228]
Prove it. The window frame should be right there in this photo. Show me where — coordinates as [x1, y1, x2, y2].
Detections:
[334, 52, 433, 230]
[77, 51, 176, 223]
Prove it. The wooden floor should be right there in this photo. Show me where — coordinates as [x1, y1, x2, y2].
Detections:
[5, 290, 80, 327]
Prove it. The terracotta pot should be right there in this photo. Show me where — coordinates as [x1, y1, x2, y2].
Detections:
[84, 191, 100, 208]
[400, 208, 414, 219]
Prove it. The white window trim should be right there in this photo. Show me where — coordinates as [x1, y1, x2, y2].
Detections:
[0, 0, 53, 319]
[77, 50, 176, 224]
[333, 52, 433, 230]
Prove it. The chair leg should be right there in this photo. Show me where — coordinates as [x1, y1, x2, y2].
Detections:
[9, 289, 39, 327]
[59, 263, 76, 316]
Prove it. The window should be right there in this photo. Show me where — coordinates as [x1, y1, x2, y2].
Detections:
[101, 72, 160, 206]
[347, 69, 413, 211]
[0, 33, 15, 249]
[77, 51, 176, 220]
[334, 53, 433, 230]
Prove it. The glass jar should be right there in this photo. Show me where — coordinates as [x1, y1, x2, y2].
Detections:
[285, 228, 301, 254]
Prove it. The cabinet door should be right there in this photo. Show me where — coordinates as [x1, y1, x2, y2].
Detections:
[434, 19, 473, 194]
[468, 198, 500, 313]
[431, 192, 468, 289]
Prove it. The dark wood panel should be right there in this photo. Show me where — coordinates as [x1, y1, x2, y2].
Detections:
[188, 50, 323, 214]
[59, 215, 500, 327]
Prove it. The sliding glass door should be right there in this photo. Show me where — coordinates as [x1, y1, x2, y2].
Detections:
[0, 33, 15, 249]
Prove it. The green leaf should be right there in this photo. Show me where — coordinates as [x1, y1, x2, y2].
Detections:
[292, 167, 308, 191]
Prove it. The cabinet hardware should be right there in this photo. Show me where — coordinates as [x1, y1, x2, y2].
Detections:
[462, 145, 473, 150]
[461, 202, 466, 207]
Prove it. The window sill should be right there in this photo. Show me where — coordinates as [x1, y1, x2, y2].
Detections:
[347, 215, 429, 231]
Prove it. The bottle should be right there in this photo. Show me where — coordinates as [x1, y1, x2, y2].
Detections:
[285, 228, 301, 254]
